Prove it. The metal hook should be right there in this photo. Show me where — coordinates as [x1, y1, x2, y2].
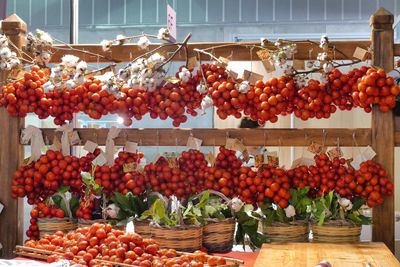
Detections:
[123, 129, 128, 143]
[322, 129, 327, 147]
[263, 131, 267, 147]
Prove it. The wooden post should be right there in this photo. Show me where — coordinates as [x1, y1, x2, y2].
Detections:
[370, 8, 395, 253]
[0, 14, 26, 258]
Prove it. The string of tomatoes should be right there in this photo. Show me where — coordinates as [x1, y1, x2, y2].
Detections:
[0, 64, 398, 126]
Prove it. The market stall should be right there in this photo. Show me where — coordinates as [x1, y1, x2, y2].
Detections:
[0, 6, 399, 267]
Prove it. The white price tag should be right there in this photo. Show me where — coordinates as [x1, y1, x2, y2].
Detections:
[167, 4, 177, 41]
[187, 136, 202, 150]
[93, 152, 107, 166]
[291, 157, 315, 168]
[351, 146, 376, 169]
[83, 140, 98, 153]
[68, 131, 80, 145]
[124, 141, 138, 153]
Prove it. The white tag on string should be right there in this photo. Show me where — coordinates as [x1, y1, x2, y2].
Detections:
[124, 141, 138, 153]
[187, 56, 198, 69]
[351, 146, 376, 169]
[353, 47, 369, 61]
[264, 151, 279, 167]
[167, 4, 177, 41]
[187, 136, 202, 150]
[291, 157, 315, 168]
[68, 131, 81, 145]
[83, 140, 98, 153]
[93, 152, 107, 166]
[242, 70, 264, 84]
[50, 136, 62, 152]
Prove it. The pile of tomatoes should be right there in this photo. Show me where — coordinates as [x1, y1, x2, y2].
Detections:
[1, 64, 398, 126]
[25, 223, 227, 267]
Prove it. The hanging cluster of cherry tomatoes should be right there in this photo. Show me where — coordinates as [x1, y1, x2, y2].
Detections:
[25, 223, 226, 267]
[288, 153, 393, 208]
[1, 65, 398, 126]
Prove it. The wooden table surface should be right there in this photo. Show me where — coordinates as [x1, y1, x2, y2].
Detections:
[254, 242, 400, 267]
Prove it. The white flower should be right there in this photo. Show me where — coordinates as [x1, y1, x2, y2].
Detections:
[0, 47, 11, 60]
[295, 76, 306, 88]
[128, 77, 140, 88]
[40, 51, 52, 65]
[105, 203, 120, 219]
[306, 61, 314, 69]
[147, 53, 165, 64]
[100, 40, 112, 52]
[36, 29, 53, 46]
[95, 71, 114, 83]
[65, 79, 76, 89]
[196, 84, 207, 94]
[9, 58, 20, 69]
[50, 66, 63, 79]
[157, 28, 169, 40]
[141, 77, 156, 92]
[0, 61, 11, 70]
[118, 68, 130, 81]
[136, 58, 147, 70]
[284, 205, 296, 218]
[137, 36, 151, 50]
[113, 34, 126, 46]
[274, 41, 281, 47]
[230, 197, 244, 213]
[323, 63, 334, 73]
[338, 197, 353, 211]
[140, 68, 153, 79]
[178, 67, 191, 82]
[75, 61, 87, 74]
[61, 54, 80, 68]
[0, 34, 8, 48]
[73, 73, 85, 85]
[43, 81, 55, 93]
[271, 203, 278, 210]
[317, 52, 329, 61]
[320, 34, 329, 50]
[238, 81, 250, 93]
[283, 65, 295, 76]
[201, 95, 213, 114]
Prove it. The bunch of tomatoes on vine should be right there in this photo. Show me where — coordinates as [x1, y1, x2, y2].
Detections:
[1, 63, 399, 127]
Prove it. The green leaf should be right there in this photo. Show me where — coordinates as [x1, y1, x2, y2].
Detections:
[347, 213, 362, 224]
[352, 198, 365, 211]
[69, 196, 79, 216]
[57, 186, 70, 194]
[243, 204, 254, 213]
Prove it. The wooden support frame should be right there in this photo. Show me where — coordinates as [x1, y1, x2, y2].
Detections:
[370, 7, 395, 252]
[0, 7, 400, 256]
[30, 128, 371, 147]
[0, 14, 26, 258]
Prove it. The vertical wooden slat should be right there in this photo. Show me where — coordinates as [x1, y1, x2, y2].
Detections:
[370, 7, 395, 253]
[0, 14, 26, 258]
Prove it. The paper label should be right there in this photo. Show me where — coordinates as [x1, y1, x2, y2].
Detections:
[255, 154, 264, 168]
[260, 60, 275, 73]
[50, 136, 62, 152]
[291, 157, 315, 168]
[308, 142, 324, 154]
[256, 49, 270, 60]
[68, 131, 80, 145]
[187, 136, 202, 150]
[124, 141, 138, 153]
[327, 147, 343, 160]
[218, 56, 230, 67]
[93, 152, 107, 166]
[23, 156, 32, 165]
[83, 140, 98, 153]
[242, 149, 250, 163]
[207, 151, 215, 166]
[242, 70, 264, 84]
[225, 138, 246, 152]
[293, 59, 305, 70]
[228, 70, 239, 79]
[123, 162, 137, 173]
[167, 4, 177, 41]
[353, 47, 369, 61]
[187, 56, 198, 69]
[163, 152, 178, 168]
[265, 151, 279, 167]
[351, 146, 376, 170]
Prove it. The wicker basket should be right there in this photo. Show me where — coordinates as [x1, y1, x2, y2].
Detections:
[134, 219, 152, 238]
[311, 220, 361, 243]
[203, 217, 235, 252]
[37, 218, 76, 238]
[262, 220, 309, 242]
[150, 224, 203, 252]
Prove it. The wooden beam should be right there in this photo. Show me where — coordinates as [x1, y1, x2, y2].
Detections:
[0, 14, 26, 258]
[27, 128, 372, 147]
[41, 41, 370, 63]
[395, 131, 400, 146]
[394, 43, 400, 56]
[370, 8, 395, 253]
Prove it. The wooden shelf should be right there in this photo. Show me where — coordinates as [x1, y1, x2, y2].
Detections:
[26, 128, 373, 147]
[44, 40, 371, 63]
